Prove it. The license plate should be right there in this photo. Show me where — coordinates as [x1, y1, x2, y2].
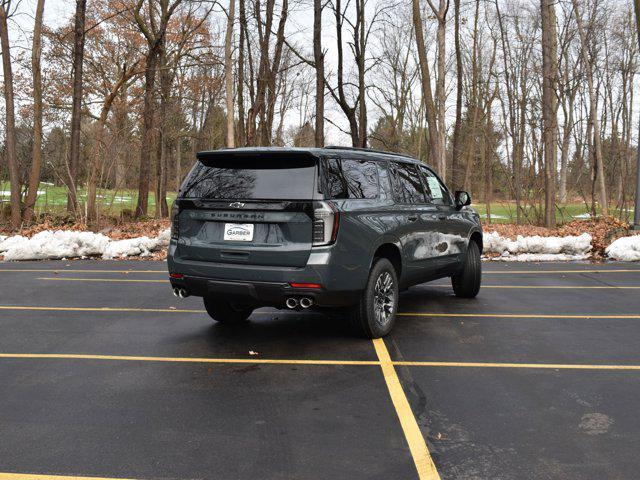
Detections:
[223, 223, 254, 241]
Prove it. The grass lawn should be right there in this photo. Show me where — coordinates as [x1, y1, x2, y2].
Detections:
[0, 181, 176, 217]
[1, 181, 634, 224]
[473, 201, 635, 224]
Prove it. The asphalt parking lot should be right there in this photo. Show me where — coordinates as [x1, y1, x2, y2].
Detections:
[1, 261, 640, 480]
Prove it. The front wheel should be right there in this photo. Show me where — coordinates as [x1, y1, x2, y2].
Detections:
[451, 241, 482, 298]
[203, 296, 253, 324]
[350, 258, 399, 338]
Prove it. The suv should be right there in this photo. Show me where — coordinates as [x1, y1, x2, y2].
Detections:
[168, 147, 482, 338]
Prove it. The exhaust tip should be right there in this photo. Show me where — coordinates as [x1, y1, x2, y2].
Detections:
[285, 297, 299, 309]
[300, 297, 313, 309]
[177, 288, 188, 299]
[173, 288, 180, 297]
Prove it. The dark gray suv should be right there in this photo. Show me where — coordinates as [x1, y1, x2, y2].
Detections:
[168, 147, 482, 338]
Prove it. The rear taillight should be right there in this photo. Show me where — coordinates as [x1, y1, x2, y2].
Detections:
[170, 202, 180, 239]
[312, 201, 339, 246]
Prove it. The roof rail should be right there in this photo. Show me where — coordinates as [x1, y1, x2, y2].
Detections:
[324, 145, 415, 160]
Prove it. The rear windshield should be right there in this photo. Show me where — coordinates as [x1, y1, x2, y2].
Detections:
[181, 157, 317, 200]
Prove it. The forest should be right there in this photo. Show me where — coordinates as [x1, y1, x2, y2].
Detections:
[0, 0, 638, 229]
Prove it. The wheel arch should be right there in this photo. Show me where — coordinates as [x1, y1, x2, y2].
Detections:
[370, 239, 403, 279]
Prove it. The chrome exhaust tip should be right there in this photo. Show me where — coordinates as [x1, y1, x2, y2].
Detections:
[173, 288, 180, 297]
[285, 297, 299, 309]
[178, 288, 188, 299]
[299, 297, 313, 309]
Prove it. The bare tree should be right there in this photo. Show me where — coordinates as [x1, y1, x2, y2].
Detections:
[24, 0, 46, 223]
[411, 0, 444, 176]
[133, 0, 183, 218]
[572, 0, 608, 216]
[540, 0, 559, 227]
[66, 0, 87, 215]
[313, 0, 324, 146]
[0, 0, 20, 228]
[224, 0, 236, 147]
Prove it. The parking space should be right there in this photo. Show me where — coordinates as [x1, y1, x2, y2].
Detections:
[1, 261, 640, 479]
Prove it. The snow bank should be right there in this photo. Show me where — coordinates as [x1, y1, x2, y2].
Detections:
[605, 235, 640, 262]
[2, 230, 110, 261]
[484, 231, 592, 261]
[103, 236, 158, 259]
[0, 228, 171, 261]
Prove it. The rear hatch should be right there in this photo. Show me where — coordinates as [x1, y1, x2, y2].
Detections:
[174, 150, 321, 267]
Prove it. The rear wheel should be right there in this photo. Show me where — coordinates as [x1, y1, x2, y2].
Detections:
[451, 241, 481, 298]
[203, 296, 253, 324]
[350, 258, 399, 338]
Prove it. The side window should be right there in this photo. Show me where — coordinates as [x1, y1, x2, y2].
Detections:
[420, 167, 451, 206]
[390, 162, 426, 204]
[322, 158, 379, 199]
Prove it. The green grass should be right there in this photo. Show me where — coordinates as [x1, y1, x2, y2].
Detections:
[0, 181, 177, 217]
[1, 181, 634, 224]
[473, 201, 635, 224]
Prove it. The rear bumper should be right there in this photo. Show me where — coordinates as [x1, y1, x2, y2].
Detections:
[167, 243, 362, 308]
[169, 275, 357, 308]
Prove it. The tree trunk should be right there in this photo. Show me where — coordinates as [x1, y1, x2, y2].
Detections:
[67, 0, 87, 216]
[411, 0, 443, 173]
[224, 0, 236, 148]
[572, 0, 608, 216]
[313, 0, 324, 147]
[135, 47, 159, 218]
[24, 0, 46, 224]
[541, 0, 559, 227]
[155, 45, 170, 219]
[237, 0, 246, 146]
[0, 2, 20, 228]
[356, 0, 366, 148]
[451, 0, 463, 190]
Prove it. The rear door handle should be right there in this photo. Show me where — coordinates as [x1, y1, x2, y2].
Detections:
[437, 214, 448, 221]
[408, 216, 418, 222]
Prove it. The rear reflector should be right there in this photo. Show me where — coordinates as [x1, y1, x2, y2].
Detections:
[289, 282, 322, 289]
[170, 273, 184, 279]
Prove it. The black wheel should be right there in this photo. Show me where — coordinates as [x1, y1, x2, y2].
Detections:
[350, 258, 399, 338]
[203, 296, 253, 324]
[452, 241, 481, 298]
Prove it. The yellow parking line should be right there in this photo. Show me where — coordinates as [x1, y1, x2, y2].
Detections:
[0, 353, 379, 366]
[373, 338, 441, 480]
[0, 473, 139, 480]
[0, 305, 204, 313]
[3, 352, 640, 372]
[1, 305, 639, 319]
[430, 284, 640, 289]
[38, 277, 165, 283]
[0, 269, 164, 273]
[394, 361, 640, 370]
[485, 269, 640, 274]
[398, 312, 640, 319]
[37, 277, 640, 288]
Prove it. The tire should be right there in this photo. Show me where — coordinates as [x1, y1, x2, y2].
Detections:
[350, 258, 399, 338]
[203, 296, 253, 324]
[452, 241, 482, 298]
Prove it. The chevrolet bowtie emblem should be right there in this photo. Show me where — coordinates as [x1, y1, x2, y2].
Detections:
[229, 202, 245, 208]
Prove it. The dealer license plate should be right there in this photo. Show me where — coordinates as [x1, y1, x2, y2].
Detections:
[223, 223, 254, 241]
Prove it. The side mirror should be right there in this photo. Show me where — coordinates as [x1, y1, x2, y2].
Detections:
[454, 191, 471, 210]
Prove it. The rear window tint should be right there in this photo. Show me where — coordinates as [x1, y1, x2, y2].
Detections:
[180, 157, 317, 200]
[390, 162, 426, 204]
[322, 158, 379, 199]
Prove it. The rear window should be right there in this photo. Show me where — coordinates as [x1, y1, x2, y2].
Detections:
[180, 157, 317, 200]
[322, 158, 379, 199]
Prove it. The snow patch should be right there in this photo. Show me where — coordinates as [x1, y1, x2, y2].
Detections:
[2, 231, 110, 261]
[605, 235, 640, 262]
[483, 231, 592, 261]
[0, 228, 171, 261]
